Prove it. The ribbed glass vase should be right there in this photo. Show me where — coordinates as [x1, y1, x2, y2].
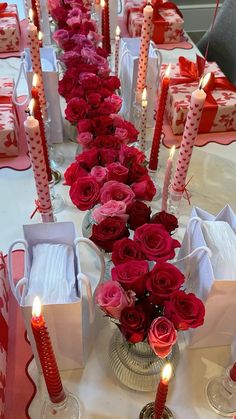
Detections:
[109, 328, 179, 392]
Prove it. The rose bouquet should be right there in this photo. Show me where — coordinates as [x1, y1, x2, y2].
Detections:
[95, 223, 205, 358]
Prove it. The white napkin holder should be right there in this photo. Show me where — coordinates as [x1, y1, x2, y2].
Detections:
[119, 38, 162, 127]
[7, 222, 105, 371]
[24, 47, 63, 144]
[176, 205, 236, 349]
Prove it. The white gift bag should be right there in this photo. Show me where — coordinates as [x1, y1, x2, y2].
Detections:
[7, 222, 105, 371]
[176, 205, 236, 349]
[24, 47, 64, 144]
[119, 38, 162, 127]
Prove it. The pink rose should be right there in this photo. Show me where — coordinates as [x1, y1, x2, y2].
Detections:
[88, 30, 103, 44]
[115, 127, 129, 143]
[90, 165, 108, 185]
[77, 132, 94, 149]
[100, 181, 135, 206]
[104, 95, 122, 113]
[47, 0, 61, 13]
[119, 145, 145, 167]
[134, 224, 181, 262]
[131, 176, 156, 201]
[92, 200, 128, 223]
[53, 29, 69, 49]
[148, 317, 177, 358]
[107, 162, 129, 183]
[81, 47, 109, 68]
[95, 281, 135, 319]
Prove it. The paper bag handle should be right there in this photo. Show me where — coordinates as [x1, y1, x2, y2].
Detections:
[12, 53, 30, 107]
[74, 237, 105, 323]
[7, 239, 29, 304]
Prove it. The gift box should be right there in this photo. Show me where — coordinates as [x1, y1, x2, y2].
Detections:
[0, 4, 20, 53]
[0, 78, 19, 157]
[125, 1, 184, 44]
[163, 58, 236, 134]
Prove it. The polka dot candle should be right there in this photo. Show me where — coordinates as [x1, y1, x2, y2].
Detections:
[27, 21, 47, 118]
[140, 88, 148, 151]
[136, 3, 153, 101]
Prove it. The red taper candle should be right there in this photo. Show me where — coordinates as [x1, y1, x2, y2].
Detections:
[154, 363, 172, 419]
[101, 0, 111, 54]
[31, 74, 52, 182]
[30, 2, 40, 31]
[149, 65, 171, 171]
[31, 297, 66, 404]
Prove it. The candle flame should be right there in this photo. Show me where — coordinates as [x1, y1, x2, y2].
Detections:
[142, 88, 147, 102]
[169, 145, 175, 160]
[32, 296, 42, 318]
[199, 72, 211, 90]
[116, 26, 121, 37]
[32, 73, 38, 88]
[38, 31, 43, 42]
[29, 8, 33, 22]
[162, 363, 172, 383]
[165, 64, 171, 78]
[29, 98, 35, 115]
[101, 0, 105, 8]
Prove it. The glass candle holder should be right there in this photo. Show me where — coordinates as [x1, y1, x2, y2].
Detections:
[206, 365, 236, 417]
[168, 188, 183, 218]
[42, 390, 82, 419]
[139, 402, 174, 419]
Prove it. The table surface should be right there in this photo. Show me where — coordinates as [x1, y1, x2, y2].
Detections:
[0, 2, 236, 418]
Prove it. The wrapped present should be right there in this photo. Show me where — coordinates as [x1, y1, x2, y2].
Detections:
[125, 0, 184, 44]
[162, 56, 236, 134]
[0, 3, 20, 53]
[0, 77, 19, 157]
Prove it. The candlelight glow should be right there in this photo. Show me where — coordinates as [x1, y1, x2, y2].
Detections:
[29, 98, 35, 115]
[142, 88, 147, 102]
[199, 72, 211, 90]
[38, 31, 43, 42]
[169, 145, 175, 160]
[162, 363, 172, 383]
[32, 296, 42, 318]
[116, 26, 120, 37]
[29, 8, 33, 22]
[32, 73, 38, 88]
[101, 0, 105, 8]
[165, 64, 171, 78]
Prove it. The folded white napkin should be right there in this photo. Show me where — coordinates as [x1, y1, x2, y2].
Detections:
[201, 221, 236, 279]
[24, 243, 76, 305]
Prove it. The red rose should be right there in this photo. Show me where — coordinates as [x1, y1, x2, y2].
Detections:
[99, 148, 118, 165]
[93, 135, 121, 150]
[119, 145, 146, 167]
[69, 176, 100, 210]
[122, 120, 139, 142]
[90, 216, 130, 252]
[131, 176, 156, 201]
[111, 260, 149, 295]
[148, 317, 177, 358]
[97, 101, 117, 115]
[164, 291, 205, 331]
[76, 147, 99, 170]
[151, 211, 179, 234]
[119, 306, 148, 343]
[63, 161, 88, 186]
[92, 116, 114, 135]
[96, 87, 113, 99]
[65, 98, 89, 123]
[51, 6, 69, 26]
[66, 86, 85, 102]
[77, 119, 93, 134]
[128, 163, 148, 184]
[58, 73, 78, 99]
[87, 92, 101, 107]
[102, 76, 120, 91]
[107, 162, 129, 183]
[147, 262, 185, 304]
[79, 72, 101, 90]
[81, 20, 96, 34]
[126, 200, 151, 230]
[60, 51, 82, 68]
[134, 224, 181, 262]
[112, 238, 144, 266]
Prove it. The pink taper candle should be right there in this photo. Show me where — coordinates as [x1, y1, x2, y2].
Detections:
[114, 26, 120, 77]
[27, 20, 47, 118]
[140, 88, 148, 151]
[149, 65, 171, 171]
[170, 74, 210, 198]
[136, 2, 153, 101]
[161, 146, 175, 212]
[24, 100, 53, 223]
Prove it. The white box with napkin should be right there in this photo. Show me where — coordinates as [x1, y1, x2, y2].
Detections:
[175, 205, 236, 349]
[24, 47, 63, 144]
[119, 38, 162, 127]
[7, 221, 105, 371]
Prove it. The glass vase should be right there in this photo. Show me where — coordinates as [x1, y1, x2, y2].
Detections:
[109, 328, 179, 392]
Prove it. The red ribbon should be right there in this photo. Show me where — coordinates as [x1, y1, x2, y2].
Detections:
[0, 95, 11, 104]
[170, 55, 236, 133]
[152, 1, 183, 44]
[30, 200, 52, 219]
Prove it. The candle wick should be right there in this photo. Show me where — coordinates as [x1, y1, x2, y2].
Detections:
[25, 108, 31, 116]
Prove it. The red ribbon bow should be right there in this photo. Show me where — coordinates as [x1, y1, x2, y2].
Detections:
[171, 55, 236, 133]
[152, 1, 183, 44]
